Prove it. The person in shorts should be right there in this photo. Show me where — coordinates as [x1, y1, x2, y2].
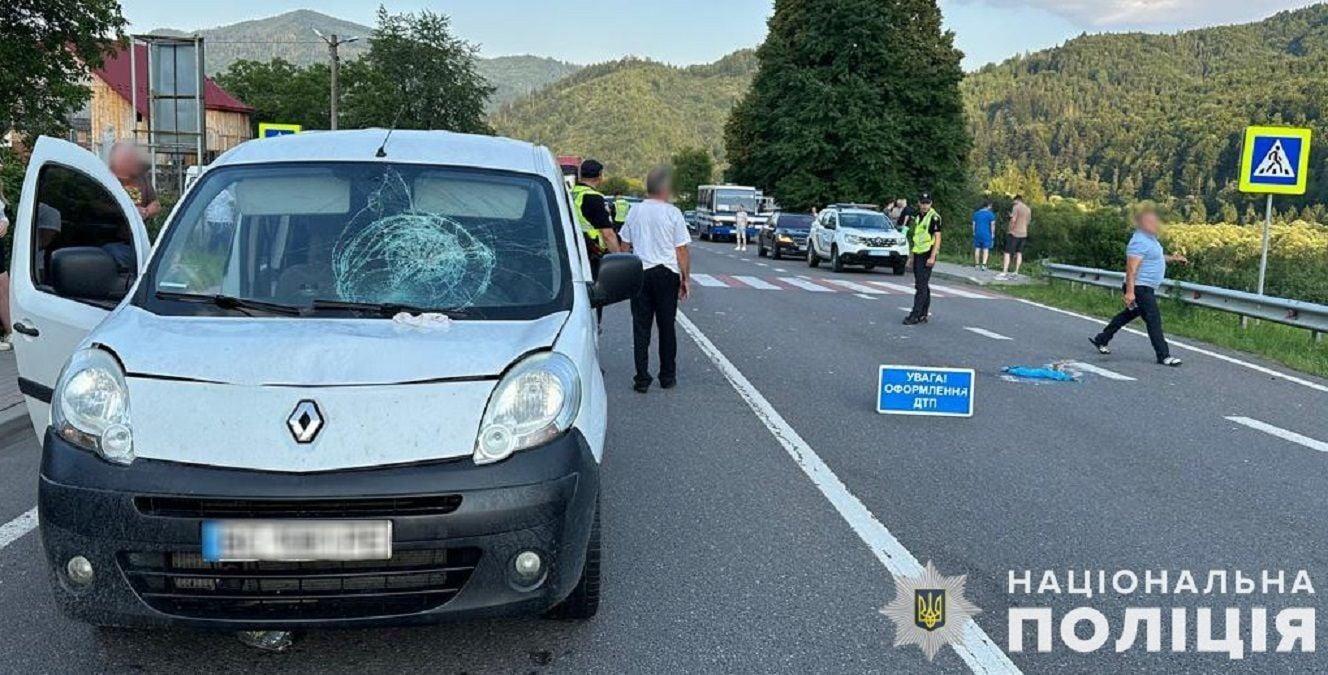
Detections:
[1000, 195, 1030, 279]
[971, 201, 995, 270]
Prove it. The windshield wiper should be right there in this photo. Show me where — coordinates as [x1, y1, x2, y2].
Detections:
[309, 299, 472, 319]
[155, 291, 305, 316]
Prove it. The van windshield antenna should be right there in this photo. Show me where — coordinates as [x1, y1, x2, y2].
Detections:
[375, 105, 408, 158]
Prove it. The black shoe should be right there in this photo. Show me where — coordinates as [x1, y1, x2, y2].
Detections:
[1089, 337, 1111, 355]
[633, 381, 650, 393]
[902, 316, 922, 326]
[660, 377, 677, 390]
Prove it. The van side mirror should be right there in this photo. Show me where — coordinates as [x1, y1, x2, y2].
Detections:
[590, 253, 643, 309]
[50, 247, 127, 301]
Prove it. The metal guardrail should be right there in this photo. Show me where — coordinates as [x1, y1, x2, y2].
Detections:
[1043, 263, 1328, 339]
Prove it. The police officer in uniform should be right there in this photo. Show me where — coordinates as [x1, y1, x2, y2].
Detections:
[612, 194, 631, 235]
[569, 160, 621, 321]
[903, 193, 942, 326]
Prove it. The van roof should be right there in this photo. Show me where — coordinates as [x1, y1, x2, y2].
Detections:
[213, 129, 555, 176]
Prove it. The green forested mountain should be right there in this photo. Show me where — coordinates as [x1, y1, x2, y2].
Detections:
[155, 10, 579, 110]
[963, 3, 1328, 217]
[491, 51, 758, 180]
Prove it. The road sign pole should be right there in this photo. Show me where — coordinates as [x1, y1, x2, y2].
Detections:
[1257, 193, 1273, 296]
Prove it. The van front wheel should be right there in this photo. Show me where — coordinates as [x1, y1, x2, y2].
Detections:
[546, 500, 601, 621]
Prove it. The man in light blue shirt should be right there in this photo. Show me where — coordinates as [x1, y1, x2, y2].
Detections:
[1089, 210, 1188, 367]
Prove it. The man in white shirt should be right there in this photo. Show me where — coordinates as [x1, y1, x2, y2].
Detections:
[619, 165, 691, 393]
[734, 205, 749, 251]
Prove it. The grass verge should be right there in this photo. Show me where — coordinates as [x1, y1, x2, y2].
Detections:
[998, 280, 1328, 380]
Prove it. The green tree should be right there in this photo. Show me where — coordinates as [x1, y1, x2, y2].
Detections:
[343, 7, 493, 133]
[724, 0, 969, 211]
[671, 147, 714, 208]
[215, 59, 334, 133]
[0, 1, 126, 137]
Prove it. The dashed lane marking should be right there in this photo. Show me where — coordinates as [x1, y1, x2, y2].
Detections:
[1226, 417, 1328, 453]
[963, 327, 1012, 341]
[930, 282, 990, 299]
[855, 294, 878, 301]
[677, 313, 1021, 674]
[0, 508, 38, 552]
[777, 277, 836, 293]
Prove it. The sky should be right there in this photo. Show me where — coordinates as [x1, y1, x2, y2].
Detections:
[118, 0, 1320, 70]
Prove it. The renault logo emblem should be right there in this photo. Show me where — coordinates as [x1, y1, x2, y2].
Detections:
[287, 400, 324, 444]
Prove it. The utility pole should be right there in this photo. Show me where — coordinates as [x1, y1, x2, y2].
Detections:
[315, 30, 359, 130]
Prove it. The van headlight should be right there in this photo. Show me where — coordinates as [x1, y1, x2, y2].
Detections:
[474, 352, 581, 465]
[844, 234, 863, 245]
[52, 348, 134, 465]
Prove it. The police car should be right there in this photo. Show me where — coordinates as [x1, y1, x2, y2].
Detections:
[13, 131, 642, 630]
[806, 204, 909, 274]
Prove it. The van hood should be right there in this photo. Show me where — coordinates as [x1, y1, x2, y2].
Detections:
[95, 306, 569, 386]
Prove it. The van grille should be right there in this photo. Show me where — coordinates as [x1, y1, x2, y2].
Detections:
[135, 495, 463, 519]
[119, 548, 481, 621]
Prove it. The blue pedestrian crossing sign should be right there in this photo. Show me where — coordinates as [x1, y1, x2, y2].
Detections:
[1240, 126, 1312, 195]
[258, 122, 303, 139]
[877, 366, 975, 418]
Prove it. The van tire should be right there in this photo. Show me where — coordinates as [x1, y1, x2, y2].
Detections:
[831, 246, 845, 273]
[546, 500, 601, 621]
[807, 245, 820, 268]
[893, 261, 908, 276]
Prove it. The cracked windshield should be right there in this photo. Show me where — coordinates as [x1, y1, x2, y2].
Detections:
[152, 164, 565, 316]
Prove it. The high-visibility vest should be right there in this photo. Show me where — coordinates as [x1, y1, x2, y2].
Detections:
[613, 197, 630, 224]
[570, 184, 607, 247]
[911, 209, 938, 254]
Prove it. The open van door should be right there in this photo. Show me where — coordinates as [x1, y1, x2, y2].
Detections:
[11, 137, 151, 436]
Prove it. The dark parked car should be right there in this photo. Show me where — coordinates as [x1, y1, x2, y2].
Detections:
[757, 212, 815, 260]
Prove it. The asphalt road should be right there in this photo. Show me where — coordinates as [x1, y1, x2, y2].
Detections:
[0, 238, 1324, 673]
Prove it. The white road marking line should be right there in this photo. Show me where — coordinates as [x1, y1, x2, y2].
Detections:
[1068, 361, 1137, 381]
[963, 327, 1012, 341]
[676, 313, 1020, 674]
[732, 275, 782, 290]
[778, 277, 835, 293]
[898, 307, 914, 312]
[870, 280, 916, 294]
[1226, 417, 1328, 453]
[931, 283, 987, 299]
[691, 273, 728, 288]
[0, 508, 38, 551]
[824, 279, 887, 295]
[775, 267, 788, 273]
[755, 262, 769, 267]
[1013, 298, 1328, 394]
[855, 294, 878, 301]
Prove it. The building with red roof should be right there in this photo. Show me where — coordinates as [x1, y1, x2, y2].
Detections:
[72, 43, 254, 162]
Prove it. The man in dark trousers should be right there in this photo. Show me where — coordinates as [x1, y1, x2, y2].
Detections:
[1089, 209, 1187, 367]
[619, 166, 691, 393]
[903, 193, 942, 326]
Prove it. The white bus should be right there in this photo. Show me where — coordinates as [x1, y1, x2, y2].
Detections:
[696, 184, 767, 242]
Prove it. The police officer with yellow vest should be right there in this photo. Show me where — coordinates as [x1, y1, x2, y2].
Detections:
[570, 160, 622, 269]
[904, 193, 942, 326]
[612, 195, 631, 233]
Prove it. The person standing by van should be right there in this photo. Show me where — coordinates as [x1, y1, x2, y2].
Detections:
[0, 188, 12, 351]
[570, 160, 622, 323]
[734, 204, 749, 251]
[620, 166, 691, 393]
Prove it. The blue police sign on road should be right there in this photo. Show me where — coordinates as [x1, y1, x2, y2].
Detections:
[877, 366, 975, 418]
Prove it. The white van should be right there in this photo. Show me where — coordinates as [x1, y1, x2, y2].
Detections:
[12, 131, 642, 629]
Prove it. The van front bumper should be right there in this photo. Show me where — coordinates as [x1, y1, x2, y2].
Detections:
[37, 428, 600, 630]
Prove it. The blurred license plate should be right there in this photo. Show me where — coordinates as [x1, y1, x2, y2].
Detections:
[202, 520, 392, 562]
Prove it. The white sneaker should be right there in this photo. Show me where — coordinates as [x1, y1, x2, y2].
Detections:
[0, 335, 11, 352]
